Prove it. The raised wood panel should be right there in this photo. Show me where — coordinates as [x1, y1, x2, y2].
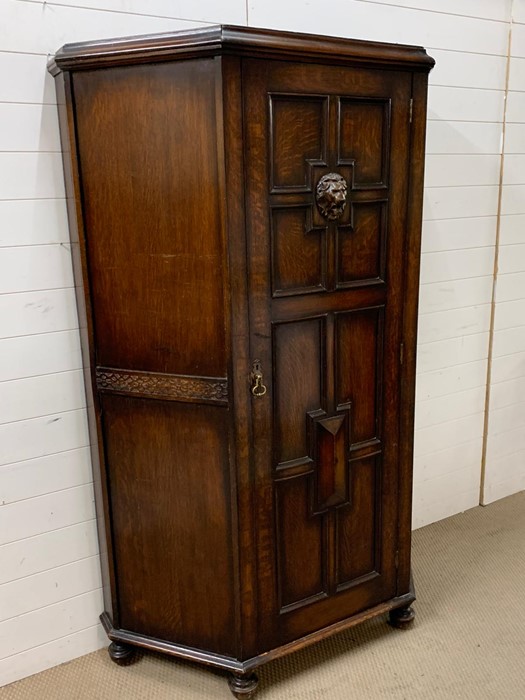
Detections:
[270, 94, 328, 191]
[335, 307, 383, 444]
[275, 476, 325, 611]
[336, 201, 387, 286]
[102, 395, 235, 656]
[73, 59, 226, 377]
[273, 318, 324, 466]
[338, 97, 390, 187]
[336, 455, 379, 589]
[271, 205, 326, 295]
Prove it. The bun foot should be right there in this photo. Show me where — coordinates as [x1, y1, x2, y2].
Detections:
[389, 605, 415, 629]
[108, 641, 137, 666]
[228, 672, 259, 699]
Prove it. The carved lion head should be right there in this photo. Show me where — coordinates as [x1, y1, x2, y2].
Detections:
[316, 173, 348, 221]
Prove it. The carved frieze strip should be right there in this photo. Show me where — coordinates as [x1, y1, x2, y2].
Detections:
[96, 367, 229, 406]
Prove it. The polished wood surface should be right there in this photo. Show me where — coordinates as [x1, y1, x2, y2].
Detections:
[51, 24, 433, 697]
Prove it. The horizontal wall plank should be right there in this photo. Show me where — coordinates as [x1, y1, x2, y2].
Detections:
[0, 104, 61, 152]
[489, 375, 525, 411]
[419, 276, 493, 314]
[502, 154, 525, 184]
[424, 154, 501, 187]
[413, 437, 483, 484]
[429, 49, 507, 90]
[501, 184, 525, 214]
[494, 298, 525, 329]
[508, 56, 525, 92]
[0, 199, 69, 248]
[0, 330, 82, 382]
[0, 409, 89, 467]
[0, 53, 56, 105]
[485, 424, 525, 461]
[416, 359, 487, 401]
[497, 242, 525, 272]
[420, 248, 495, 284]
[0, 288, 79, 340]
[506, 91, 525, 123]
[0, 448, 92, 505]
[0, 589, 103, 661]
[0, 622, 106, 688]
[415, 385, 486, 430]
[0, 244, 73, 294]
[0, 153, 65, 200]
[417, 333, 489, 374]
[421, 216, 497, 252]
[425, 121, 503, 156]
[29, 0, 248, 25]
[415, 411, 484, 458]
[0, 556, 101, 622]
[0, 1, 206, 55]
[491, 350, 525, 383]
[513, 0, 525, 24]
[0, 370, 86, 425]
[488, 400, 525, 436]
[428, 86, 504, 123]
[418, 304, 491, 344]
[511, 21, 525, 57]
[499, 213, 525, 245]
[412, 478, 480, 529]
[354, 0, 511, 22]
[495, 270, 525, 301]
[482, 462, 525, 505]
[0, 520, 99, 586]
[423, 186, 499, 220]
[0, 483, 96, 546]
[248, 1, 510, 54]
[492, 325, 525, 357]
[504, 124, 525, 153]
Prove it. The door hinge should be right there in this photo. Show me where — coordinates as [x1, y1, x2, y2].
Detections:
[395, 550, 399, 569]
[409, 98, 413, 123]
[400, 342, 404, 366]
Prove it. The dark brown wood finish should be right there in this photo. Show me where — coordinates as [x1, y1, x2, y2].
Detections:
[50, 25, 433, 697]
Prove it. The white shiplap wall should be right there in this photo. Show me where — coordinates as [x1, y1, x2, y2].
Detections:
[0, 0, 522, 687]
[483, 1, 525, 504]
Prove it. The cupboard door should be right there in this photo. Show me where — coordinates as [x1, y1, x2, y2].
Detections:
[243, 59, 412, 649]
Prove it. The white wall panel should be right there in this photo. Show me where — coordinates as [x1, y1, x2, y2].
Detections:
[419, 277, 493, 313]
[424, 155, 500, 187]
[427, 86, 505, 123]
[0, 199, 69, 248]
[0, 244, 73, 294]
[417, 333, 489, 374]
[417, 305, 491, 344]
[0, 409, 89, 467]
[499, 214, 525, 245]
[248, 1, 510, 54]
[0, 153, 65, 200]
[420, 249, 495, 284]
[0, 370, 86, 425]
[423, 186, 499, 220]
[0, 104, 61, 152]
[425, 121, 503, 156]
[429, 50, 507, 90]
[416, 359, 487, 401]
[0, 53, 56, 105]
[421, 216, 497, 252]
[0, 520, 99, 586]
[0, 448, 92, 505]
[0, 289, 79, 339]
[0, 330, 82, 382]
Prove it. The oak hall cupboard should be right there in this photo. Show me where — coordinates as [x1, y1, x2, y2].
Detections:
[49, 25, 434, 698]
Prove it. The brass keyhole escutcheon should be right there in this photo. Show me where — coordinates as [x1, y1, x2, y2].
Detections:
[316, 173, 348, 221]
[251, 360, 267, 398]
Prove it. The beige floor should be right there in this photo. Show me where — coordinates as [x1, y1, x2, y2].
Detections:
[2, 491, 525, 699]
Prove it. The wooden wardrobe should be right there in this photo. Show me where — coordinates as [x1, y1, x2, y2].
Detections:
[49, 25, 434, 698]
